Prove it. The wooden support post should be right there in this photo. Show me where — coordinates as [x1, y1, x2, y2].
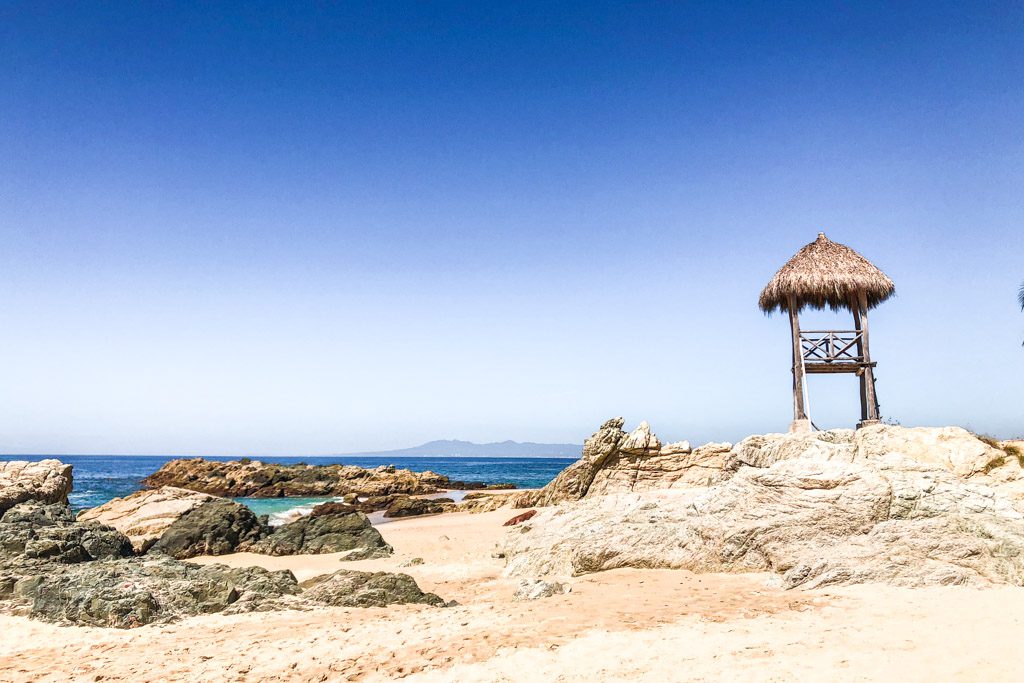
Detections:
[858, 292, 880, 424]
[851, 300, 869, 423]
[788, 297, 808, 426]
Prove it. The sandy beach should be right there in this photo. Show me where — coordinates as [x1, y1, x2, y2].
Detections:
[2, 507, 1024, 682]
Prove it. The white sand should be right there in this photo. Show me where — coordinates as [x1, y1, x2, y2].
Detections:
[2, 508, 1024, 681]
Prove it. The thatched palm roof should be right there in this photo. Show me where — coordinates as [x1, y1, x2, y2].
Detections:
[759, 232, 895, 313]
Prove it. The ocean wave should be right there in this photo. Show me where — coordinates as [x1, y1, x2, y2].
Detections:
[264, 497, 347, 526]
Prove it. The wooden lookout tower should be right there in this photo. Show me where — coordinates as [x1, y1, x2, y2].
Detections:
[759, 232, 895, 432]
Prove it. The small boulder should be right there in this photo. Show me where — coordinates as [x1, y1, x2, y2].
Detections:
[299, 569, 445, 608]
[503, 510, 537, 526]
[244, 506, 392, 558]
[383, 496, 455, 519]
[513, 579, 571, 601]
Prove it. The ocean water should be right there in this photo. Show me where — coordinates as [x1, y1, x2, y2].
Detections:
[0, 454, 573, 517]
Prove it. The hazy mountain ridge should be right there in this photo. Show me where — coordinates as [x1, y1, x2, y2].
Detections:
[341, 439, 581, 458]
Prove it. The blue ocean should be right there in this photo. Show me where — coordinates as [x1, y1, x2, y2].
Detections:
[0, 454, 572, 518]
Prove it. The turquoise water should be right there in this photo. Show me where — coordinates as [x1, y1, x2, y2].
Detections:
[235, 490, 474, 525]
[0, 454, 572, 514]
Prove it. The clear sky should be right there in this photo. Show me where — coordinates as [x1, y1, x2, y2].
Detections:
[1, 2, 1022, 455]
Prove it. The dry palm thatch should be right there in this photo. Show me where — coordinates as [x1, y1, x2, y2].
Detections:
[1018, 281, 1023, 347]
[759, 232, 895, 314]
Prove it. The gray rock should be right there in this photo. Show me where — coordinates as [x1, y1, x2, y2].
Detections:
[0, 503, 133, 564]
[299, 569, 445, 608]
[148, 498, 267, 559]
[2, 502, 75, 525]
[0, 557, 300, 628]
[0, 501, 447, 628]
[383, 496, 455, 518]
[244, 506, 392, 558]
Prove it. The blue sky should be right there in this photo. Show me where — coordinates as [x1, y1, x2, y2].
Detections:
[1, 2, 1022, 455]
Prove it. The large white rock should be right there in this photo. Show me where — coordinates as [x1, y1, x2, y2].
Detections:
[503, 458, 1024, 588]
[501, 421, 1024, 589]
[0, 459, 73, 515]
[587, 441, 733, 495]
[730, 425, 1015, 480]
[78, 486, 216, 553]
[857, 424, 1013, 478]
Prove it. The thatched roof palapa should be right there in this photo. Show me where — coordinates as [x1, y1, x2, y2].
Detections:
[759, 232, 894, 314]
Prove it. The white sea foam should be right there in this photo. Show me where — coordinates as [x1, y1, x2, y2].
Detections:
[266, 497, 348, 527]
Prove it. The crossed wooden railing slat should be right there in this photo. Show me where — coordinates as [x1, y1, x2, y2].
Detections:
[799, 330, 864, 364]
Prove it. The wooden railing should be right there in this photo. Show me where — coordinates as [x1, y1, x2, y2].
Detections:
[800, 330, 864, 364]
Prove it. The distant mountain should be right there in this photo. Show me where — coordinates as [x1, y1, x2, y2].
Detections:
[342, 439, 581, 458]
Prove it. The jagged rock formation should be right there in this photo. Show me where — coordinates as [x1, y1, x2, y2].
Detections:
[499, 419, 730, 509]
[299, 569, 445, 608]
[0, 556, 301, 628]
[383, 496, 455, 518]
[141, 459, 454, 498]
[0, 460, 73, 516]
[1, 505, 440, 628]
[457, 492, 521, 513]
[0, 503, 133, 564]
[243, 504, 392, 558]
[79, 486, 265, 556]
[0, 462, 445, 627]
[502, 420, 1024, 589]
[2, 557, 446, 627]
[147, 498, 266, 559]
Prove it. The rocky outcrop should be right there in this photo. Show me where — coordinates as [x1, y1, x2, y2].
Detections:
[506, 419, 726, 508]
[0, 460, 73, 516]
[78, 486, 214, 551]
[1, 557, 448, 627]
[457, 492, 519, 513]
[447, 481, 517, 491]
[0, 503, 133, 564]
[521, 418, 628, 507]
[383, 496, 455, 518]
[501, 421, 1024, 589]
[79, 487, 266, 558]
[243, 504, 392, 558]
[728, 425, 1015, 479]
[299, 569, 445, 608]
[0, 502, 444, 627]
[142, 459, 454, 498]
[0, 556, 301, 628]
[148, 498, 266, 559]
